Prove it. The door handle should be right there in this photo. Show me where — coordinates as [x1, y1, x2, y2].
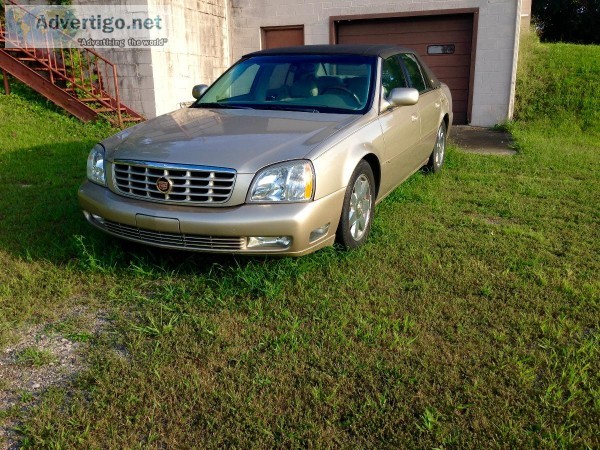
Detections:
[411, 114, 418, 122]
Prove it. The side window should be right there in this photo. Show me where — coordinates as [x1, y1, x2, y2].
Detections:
[399, 54, 428, 93]
[381, 55, 408, 97]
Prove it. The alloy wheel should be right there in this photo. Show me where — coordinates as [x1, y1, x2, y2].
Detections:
[348, 174, 372, 241]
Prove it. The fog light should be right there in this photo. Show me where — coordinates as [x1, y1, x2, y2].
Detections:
[91, 213, 105, 225]
[247, 236, 292, 249]
[84, 210, 105, 226]
[309, 223, 330, 242]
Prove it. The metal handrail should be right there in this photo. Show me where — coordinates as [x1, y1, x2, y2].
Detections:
[1, 0, 130, 126]
[4, 0, 121, 67]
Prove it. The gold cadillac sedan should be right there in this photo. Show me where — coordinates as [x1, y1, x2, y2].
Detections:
[78, 44, 452, 256]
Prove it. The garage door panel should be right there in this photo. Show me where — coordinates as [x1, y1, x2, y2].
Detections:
[447, 89, 468, 101]
[443, 91, 469, 104]
[341, 19, 473, 35]
[425, 55, 472, 68]
[339, 31, 473, 47]
[454, 111, 468, 123]
[337, 18, 473, 35]
[425, 42, 472, 55]
[423, 62, 474, 78]
[337, 13, 474, 124]
[440, 79, 469, 92]
[453, 101, 468, 111]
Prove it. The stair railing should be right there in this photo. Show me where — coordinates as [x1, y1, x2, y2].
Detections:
[1, 0, 131, 126]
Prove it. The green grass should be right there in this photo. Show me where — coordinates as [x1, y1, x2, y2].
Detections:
[0, 38, 599, 448]
[16, 347, 56, 367]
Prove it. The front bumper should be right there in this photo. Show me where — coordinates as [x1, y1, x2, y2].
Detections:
[78, 181, 345, 256]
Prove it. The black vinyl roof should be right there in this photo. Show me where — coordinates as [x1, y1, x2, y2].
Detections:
[243, 44, 414, 59]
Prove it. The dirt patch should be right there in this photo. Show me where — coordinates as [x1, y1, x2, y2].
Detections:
[0, 308, 111, 449]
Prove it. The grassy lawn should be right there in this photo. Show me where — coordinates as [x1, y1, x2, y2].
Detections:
[0, 37, 598, 448]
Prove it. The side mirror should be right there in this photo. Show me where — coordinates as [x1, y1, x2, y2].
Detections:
[192, 84, 209, 99]
[388, 87, 419, 107]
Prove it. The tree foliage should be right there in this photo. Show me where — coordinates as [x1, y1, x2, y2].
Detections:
[532, 0, 600, 44]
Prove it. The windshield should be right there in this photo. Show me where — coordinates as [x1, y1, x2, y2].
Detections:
[194, 54, 377, 114]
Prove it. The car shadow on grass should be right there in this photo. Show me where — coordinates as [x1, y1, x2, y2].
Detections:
[0, 141, 200, 260]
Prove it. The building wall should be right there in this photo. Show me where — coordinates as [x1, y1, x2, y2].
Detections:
[97, 47, 156, 119]
[229, 0, 523, 127]
[521, 0, 532, 31]
[71, 0, 157, 118]
[86, 0, 230, 119]
[149, 0, 230, 117]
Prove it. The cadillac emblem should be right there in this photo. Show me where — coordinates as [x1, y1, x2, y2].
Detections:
[156, 177, 173, 194]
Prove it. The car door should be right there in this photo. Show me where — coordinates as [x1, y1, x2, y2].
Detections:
[399, 53, 442, 162]
[377, 55, 421, 197]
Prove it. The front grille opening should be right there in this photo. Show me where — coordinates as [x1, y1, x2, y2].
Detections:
[112, 161, 236, 205]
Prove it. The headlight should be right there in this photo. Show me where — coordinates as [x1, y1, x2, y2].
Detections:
[87, 144, 106, 186]
[248, 160, 314, 203]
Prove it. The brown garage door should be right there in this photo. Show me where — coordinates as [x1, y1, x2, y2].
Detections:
[262, 26, 304, 49]
[336, 14, 475, 124]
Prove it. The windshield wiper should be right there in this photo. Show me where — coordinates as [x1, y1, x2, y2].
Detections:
[194, 102, 254, 110]
[255, 105, 320, 113]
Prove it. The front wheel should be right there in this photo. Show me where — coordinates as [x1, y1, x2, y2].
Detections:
[336, 161, 375, 250]
[425, 122, 447, 173]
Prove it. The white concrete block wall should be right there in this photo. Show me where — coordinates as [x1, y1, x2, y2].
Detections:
[72, 1, 158, 118]
[83, 0, 230, 118]
[229, 0, 523, 126]
[520, 0, 532, 30]
[149, 0, 230, 117]
[80, 47, 158, 119]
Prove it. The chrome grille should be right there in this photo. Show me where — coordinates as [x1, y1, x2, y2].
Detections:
[112, 160, 236, 204]
[104, 221, 245, 251]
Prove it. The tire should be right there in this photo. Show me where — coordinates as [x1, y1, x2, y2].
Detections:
[336, 161, 376, 250]
[425, 121, 447, 173]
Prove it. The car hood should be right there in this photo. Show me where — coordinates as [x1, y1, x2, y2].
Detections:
[104, 107, 360, 173]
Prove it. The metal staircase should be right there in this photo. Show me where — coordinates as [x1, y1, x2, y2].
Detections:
[0, 0, 144, 127]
